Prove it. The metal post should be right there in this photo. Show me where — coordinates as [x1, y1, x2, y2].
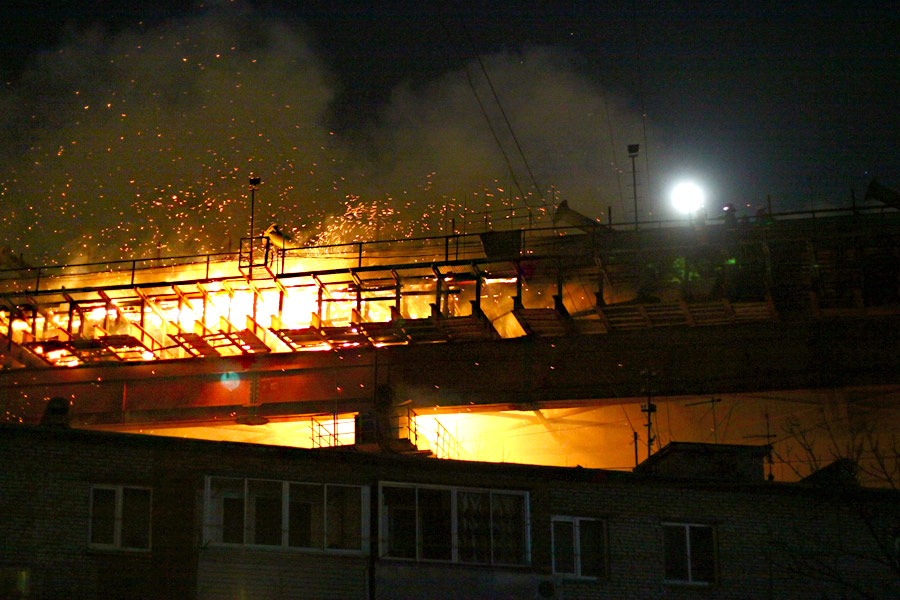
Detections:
[250, 186, 255, 244]
[628, 144, 640, 230]
[451, 219, 457, 260]
[686, 397, 722, 443]
[634, 431, 639, 467]
[641, 368, 656, 460]
[631, 154, 638, 229]
[644, 400, 655, 460]
[316, 285, 323, 323]
[514, 269, 523, 310]
[473, 274, 482, 315]
[248, 176, 261, 278]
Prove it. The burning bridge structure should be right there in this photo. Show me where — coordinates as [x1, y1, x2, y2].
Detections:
[3, 209, 900, 476]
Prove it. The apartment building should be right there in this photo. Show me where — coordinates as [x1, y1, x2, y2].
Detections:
[2, 424, 898, 599]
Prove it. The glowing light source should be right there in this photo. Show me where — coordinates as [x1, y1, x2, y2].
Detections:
[670, 181, 706, 214]
[220, 372, 241, 391]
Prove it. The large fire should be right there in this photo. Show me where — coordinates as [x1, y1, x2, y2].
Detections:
[0, 219, 609, 461]
[3, 216, 898, 484]
[0, 216, 601, 370]
[6, 215, 836, 479]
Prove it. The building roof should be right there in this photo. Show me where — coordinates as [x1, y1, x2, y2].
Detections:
[4, 424, 899, 502]
[634, 441, 772, 482]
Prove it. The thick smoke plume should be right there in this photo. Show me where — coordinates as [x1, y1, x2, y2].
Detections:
[0, 6, 650, 266]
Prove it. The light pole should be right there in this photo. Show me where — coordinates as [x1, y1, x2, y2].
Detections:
[628, 144, 640, 230]
[248, 175, 261, 277]
[249, 175, 261, 240]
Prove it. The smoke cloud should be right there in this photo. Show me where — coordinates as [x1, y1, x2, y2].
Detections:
[0, 5, 652, 266]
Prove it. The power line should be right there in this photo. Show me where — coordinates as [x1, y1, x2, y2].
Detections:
[631, 0, 652, 217]
[438, 3, 548, 216]
[467, 46, 548, 209]
[600, 93, 627, 211]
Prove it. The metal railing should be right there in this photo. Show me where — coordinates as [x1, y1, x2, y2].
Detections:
[308, 407, 465, 460]
[428, 416, 465, 460]
[3, 205, 898, 297]
[310, 414, 354, 448]
[310, 408, 420, 450]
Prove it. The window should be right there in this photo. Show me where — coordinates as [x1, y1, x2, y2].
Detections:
[380, 483, 529, 565]
[248, 479, 282, 546]
[383, 486, 417, 558]
[89, 485, 151, 550]
[326, 485, 363, 551]
[663, 523, 715, 584]
[205, 477, 368, 553]
[551, 517, 605, 578]
[288, 483, 323, 548]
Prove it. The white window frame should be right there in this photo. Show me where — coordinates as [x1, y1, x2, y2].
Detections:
[88, 485, 152, 551]
[378, 482, 530, 566]
[662, 522, 716, 585]
[203, 476, 369, 554]
[551, 516, 606, 578]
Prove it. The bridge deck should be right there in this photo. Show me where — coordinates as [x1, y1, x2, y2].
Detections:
[2, 215, 900, 428]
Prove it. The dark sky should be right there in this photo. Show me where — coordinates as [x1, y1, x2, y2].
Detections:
[1, 0, 898, 264]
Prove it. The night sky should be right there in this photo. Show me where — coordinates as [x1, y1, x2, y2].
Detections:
[1, 0, 898, 265]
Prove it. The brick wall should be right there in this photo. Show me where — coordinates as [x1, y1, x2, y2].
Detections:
[547, 478, 900, 599]
[2, 425, 898, 600]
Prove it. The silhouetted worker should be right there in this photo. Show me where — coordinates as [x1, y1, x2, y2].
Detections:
[263, 223, 293, 249]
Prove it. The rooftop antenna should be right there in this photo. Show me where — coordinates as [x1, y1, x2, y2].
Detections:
[685, 397, 722, 443]
[620, 404, 640, 468]
[640, 369, 656, 459]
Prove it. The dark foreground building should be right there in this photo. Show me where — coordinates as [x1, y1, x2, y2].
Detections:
[2, 424, 898, 599]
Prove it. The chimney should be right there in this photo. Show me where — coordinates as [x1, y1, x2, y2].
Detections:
[40, 397, 70, 428]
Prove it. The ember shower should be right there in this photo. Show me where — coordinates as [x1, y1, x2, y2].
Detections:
[0, 6, 648, 267]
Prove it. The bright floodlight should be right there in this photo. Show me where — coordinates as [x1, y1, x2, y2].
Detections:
[671, 181, 706, 214]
